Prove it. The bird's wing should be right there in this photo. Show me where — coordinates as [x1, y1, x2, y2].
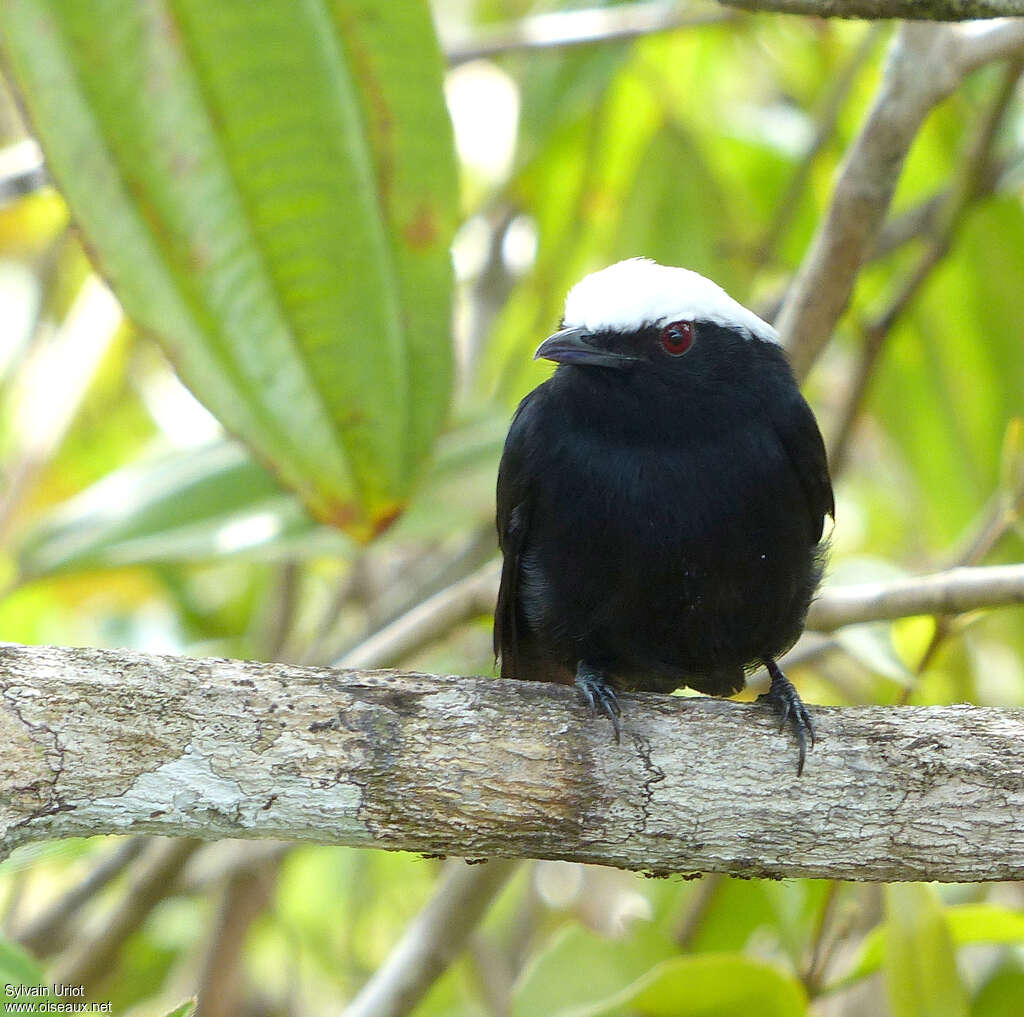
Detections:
[768, 389, 835, 542]
[494, 390, 539, 679]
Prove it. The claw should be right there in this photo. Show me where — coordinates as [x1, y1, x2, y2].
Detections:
[758, 659, 815, 777]
[575, 664, 621, 743]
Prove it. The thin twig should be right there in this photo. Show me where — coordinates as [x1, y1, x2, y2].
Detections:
[673, 873, 724, 949]
[828, 56, 1024, 476]
[778, 23, 1024, 381]
[806, 562, 1024, 631]
[14, 836, 147, 957]
[196, 855, 283, 1017]
[443, 2, 735, 66]
[50, 838, 202, 993]
[342, 859, 519, 1017]
[753, 25, 886, 272]
[802, 880, 842, 995]
[335, 559, 500, 669]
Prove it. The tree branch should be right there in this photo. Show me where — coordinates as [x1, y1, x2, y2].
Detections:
[443, 2, 736, 66]
[343, 859, 519, 1017]
[805, 562, 1024, 630]
[717, 0, 1024, 20]
[3, 633, 1024, 883]
[778, 22, 1024, 380]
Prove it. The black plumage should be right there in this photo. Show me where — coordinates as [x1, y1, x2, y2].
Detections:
[494, 260, 833, 774]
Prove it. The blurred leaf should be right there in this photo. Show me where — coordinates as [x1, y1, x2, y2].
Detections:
[971, 963, 1024, 1017]
[15, 441, 339, 578]
[513, 921, 676, 1017]
[160, 1003, 196, 1017]
[883, 885, 969, 1017]
[15, 413, 506, 578]
[834, 622, 914, 684]
[0, 0, 457, 540]
[871, 199, 1024, 548]
[0, 939, 52, 1010]
[579, 954, 806, 1017]
[998, 417, 1024, 506]
[835, 903, 1024, 992]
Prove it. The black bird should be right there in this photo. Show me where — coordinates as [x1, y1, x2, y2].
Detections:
[494, 259, 833, 774]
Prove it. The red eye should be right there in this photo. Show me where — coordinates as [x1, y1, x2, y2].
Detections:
[660, 320, 694, 356]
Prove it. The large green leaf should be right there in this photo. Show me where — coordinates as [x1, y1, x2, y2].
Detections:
[585, 955, 808, 1017]
[0, 939, 52, 1011]
[0, 0, 457, 541]
[883, 884, 969, 1017]
[512, 921, 806, 1017]
[513, 922, 677, 1017]
[14, 414, 505, 578]
[832, 903, 1024, 992]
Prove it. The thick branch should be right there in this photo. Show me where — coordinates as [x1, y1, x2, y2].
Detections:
[3, 642, 1024, 882]
[717, 0, 1024, 19]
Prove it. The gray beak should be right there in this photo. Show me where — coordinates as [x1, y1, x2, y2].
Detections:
[533, 327, 637, 368]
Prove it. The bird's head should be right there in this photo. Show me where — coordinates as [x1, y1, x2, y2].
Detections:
[535, 259, 777, 382]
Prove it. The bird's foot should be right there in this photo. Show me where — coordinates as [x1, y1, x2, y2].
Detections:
[575, 663, 621, 743]
[757, 659, 815, 777]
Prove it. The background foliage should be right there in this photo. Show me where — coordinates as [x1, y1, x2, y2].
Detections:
[0, 2, 1023, 1016]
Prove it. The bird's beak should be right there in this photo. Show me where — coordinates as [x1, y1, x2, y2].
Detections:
[533, 327, 637, 368]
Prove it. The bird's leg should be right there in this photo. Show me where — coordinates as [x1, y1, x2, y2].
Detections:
[758, 658, 815, 777]
[574, 662, 621, 743]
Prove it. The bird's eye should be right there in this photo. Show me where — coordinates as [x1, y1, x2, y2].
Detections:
[660, 321, 694, 356]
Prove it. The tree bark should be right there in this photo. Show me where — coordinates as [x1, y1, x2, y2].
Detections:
[717, 0, 1024, 20]
[3, 641, 1024, 882]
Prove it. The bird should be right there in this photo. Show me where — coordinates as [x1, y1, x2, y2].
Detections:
[494, 258, 833, 775]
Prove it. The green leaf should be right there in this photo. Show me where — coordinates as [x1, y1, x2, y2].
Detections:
[15, 413, 506, 578]
[160, 1002, 196, 1017]
[0, 0, 457, 541]
[833, 903, 1024, 993]
[560, 953, 807, 1017]
[513, 922, 676, 1017]
[972, 964, 1024, 1017]
[15, 441, 346, 578]
[512, 923, 806, 1017]
[0, 939, 52, 1010]
[882, 885, 969, 1017]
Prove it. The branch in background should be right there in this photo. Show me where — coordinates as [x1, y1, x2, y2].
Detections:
[342, 859, 519, 1017]
[13, 836, 147, 957]
[196, 854, 283, 1017]
[866, 148, 1019, 261]
[4, 643, 1024, 882]
[805, 563, 1024, 631]
[752, 24, 886, 272]
[443, 2, 736, 66]
[827, 56, 1024, 477]
[337, 558, 1024, 669]
[49, 838, 202, 994]
[777, 22, 1024, 381]
[335, 559, 500, 669]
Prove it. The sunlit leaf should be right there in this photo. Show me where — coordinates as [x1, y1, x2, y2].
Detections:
[833, 903, 1024, 992]
[883, 885, 969, 1017]
[0, 939, 51, 1010]
[0, 0, 457, 541]
[513, 922, 676, 1017]
[580, 954, 807, 1017]
[160, 1002, 196, 1017]
[971, 964, 1024, 1017]
[14, 413, 506, 578]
